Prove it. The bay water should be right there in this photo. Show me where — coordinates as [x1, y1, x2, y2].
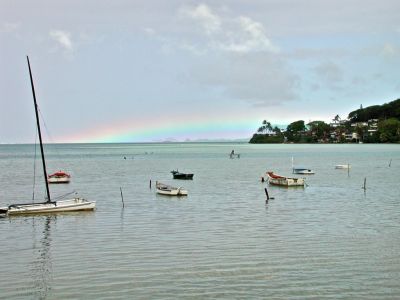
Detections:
[0, 143, 399, 299]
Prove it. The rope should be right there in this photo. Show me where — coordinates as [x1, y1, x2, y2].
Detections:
[32, 132, 38, 202]
[52, 191, 78, 201]
[38, 108, 67, 172]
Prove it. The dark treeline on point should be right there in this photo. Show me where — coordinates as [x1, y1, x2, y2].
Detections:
[249, 98, 400, 144]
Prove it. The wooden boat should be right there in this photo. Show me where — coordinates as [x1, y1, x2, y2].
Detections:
[292, 167, 315, 175]
[335, 164, 351, 169]
[0, 57, 95, 216]
[171, 170, 194, 180]
[266, 171, 305, 187]
[156, 181, 188, 196]
[48, 171, 71, 183]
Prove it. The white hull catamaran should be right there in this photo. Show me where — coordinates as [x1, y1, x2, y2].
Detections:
[0, 57, 95, 217]
[1, 199, 95, 216]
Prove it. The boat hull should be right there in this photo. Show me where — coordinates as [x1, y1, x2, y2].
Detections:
[1, 198, 95, 215]
[171, 171, 194, 180]
[268, 177, 305, 186]
[266, 172, 305, 187]
[172, 174, 193, 180]
[293, 169, 315, 175]
[48, 177, 71, 184]
[156, 182, 188, 196]
[335, 164, 351, 169]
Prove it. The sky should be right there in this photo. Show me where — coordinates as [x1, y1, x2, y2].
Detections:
[0, 0, 399, 143]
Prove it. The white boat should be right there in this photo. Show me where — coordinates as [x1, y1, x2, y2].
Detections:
[335, 164, 351, 169]
[0, 198, 95, 216]
[156, 181, 188, 196]
[291, 157, 314, 174]
[266, 171, 305, 187]
[0, 57, 95, 216]
[48, 171, 71, 184]
[292, 167, 315, 175]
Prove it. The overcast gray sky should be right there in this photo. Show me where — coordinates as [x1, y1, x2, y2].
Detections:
[1, 0, 399, 143]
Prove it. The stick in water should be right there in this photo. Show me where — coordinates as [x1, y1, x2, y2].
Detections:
[120, 187, 125, 208]
[264, 187, 274, 202]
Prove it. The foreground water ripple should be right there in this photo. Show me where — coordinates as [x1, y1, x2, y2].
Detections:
[1, 143, 400, 299]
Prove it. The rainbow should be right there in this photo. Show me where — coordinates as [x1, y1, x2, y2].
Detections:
[60, 114, 261, 143]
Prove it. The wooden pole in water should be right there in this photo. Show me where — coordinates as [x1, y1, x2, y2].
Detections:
[264, 187, 274, 202]
[149, 180, 152, 189]
[363, 178, 366, 190]
[120, 187, 125, 208]
[389, 159, 392, 167]
[264, 188, 270, 201]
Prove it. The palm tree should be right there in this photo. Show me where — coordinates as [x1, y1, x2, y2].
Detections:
[332, 114, 341, 124]
[258, 120, 273, 134]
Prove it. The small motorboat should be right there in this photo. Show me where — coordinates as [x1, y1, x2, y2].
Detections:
[156, 181, 188, 196]
[48, 171, 71, 184]
[171, 170, 194, 180]
[266, 171, 305, 187]
[292, 167, 315, 175]
[335, 164, 351, 169]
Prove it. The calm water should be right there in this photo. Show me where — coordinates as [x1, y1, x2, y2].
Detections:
[0, 143, 399, 299]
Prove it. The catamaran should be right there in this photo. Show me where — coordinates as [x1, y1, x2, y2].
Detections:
[0, 56, 95, 216]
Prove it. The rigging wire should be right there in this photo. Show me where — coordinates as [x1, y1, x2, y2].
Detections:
[32, 131, 38, 202]
[52, 190, 78, 201]
[38, 108, 56, 145]
[37, 106, 75, 200]
[38, 108, 67, 170]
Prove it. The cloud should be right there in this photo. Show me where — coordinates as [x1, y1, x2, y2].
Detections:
[145, 4, 294, 106]
[381, 43, 398, 57]
[313, 61, 343, 85]
[1, 22, 20, 33]
[144, 27, 155, 35]
[179, 3, 221, 35]
[178, 4, 278, 54]
[49, 30, 73, 51]
[190, 52, 298, 106]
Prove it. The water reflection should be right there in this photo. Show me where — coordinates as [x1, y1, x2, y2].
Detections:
[31, 215, 55, 299]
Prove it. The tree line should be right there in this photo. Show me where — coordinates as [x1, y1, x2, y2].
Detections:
[249, 98, 400, 143]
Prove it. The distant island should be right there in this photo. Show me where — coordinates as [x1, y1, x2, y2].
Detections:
[249, 98, 400, 144]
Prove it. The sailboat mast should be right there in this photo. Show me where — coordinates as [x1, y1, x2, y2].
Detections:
[27, 56, 51, 203]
